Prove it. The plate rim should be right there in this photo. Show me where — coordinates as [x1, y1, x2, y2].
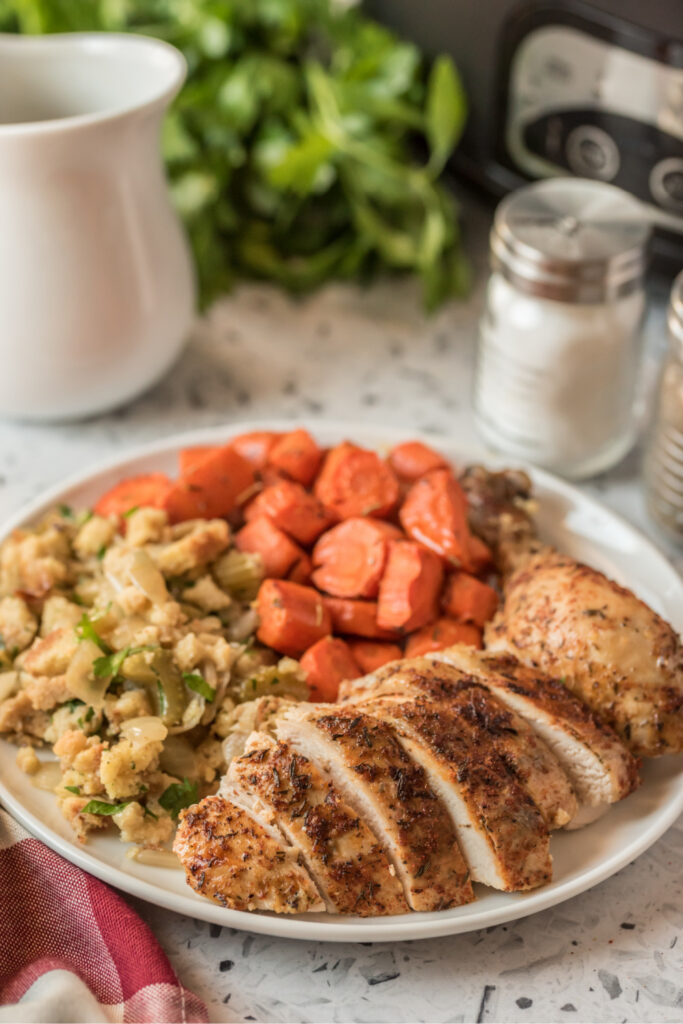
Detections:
[1, 418, 682, 943]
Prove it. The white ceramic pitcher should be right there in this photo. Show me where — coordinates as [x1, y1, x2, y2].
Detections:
[0, 33, 196, 420]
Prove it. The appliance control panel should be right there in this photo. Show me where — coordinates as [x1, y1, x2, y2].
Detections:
[504, 23, 683, 233]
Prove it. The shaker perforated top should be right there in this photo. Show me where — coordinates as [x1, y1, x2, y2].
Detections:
[490, 178, 651, 302]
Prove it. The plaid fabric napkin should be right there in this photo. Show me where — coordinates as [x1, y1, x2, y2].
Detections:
[0, 810, 208, 1024]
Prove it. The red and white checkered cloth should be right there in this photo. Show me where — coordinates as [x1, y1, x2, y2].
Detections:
[0, 810, 208, 1023]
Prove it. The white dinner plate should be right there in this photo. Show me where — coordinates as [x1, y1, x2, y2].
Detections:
[0, 421, 681, 943]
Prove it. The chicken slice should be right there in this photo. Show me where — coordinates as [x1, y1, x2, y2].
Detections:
[173, 795, 324, 914]
[225, 734, 408, 917]
[339, 658, 577, 829]
[276, 703, 474, 912]
[358, 695, 552, 892]
[429, 646, 640, 813]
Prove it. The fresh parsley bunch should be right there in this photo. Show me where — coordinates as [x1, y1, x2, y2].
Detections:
[1, 0, 468, 309]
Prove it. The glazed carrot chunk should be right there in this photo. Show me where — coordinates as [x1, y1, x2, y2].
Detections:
[231, 431, 280, 470]
[323, 597, 400, 640]
[399, 469, 475, 570]
[300, 636, 361, 702]
[94, 473, 174, 519]
[377, 540, 444, 632]
[288, 551, 313, 584]
[178, 446, 220, 476]
[268, 429, 323, 487]
[314, 442, 400, 521]
[349, 640, 403, 674]
[256, 580, 331, 657]
[467, 534, 494, 574]
[311, 518, 402, 599]
[387, 440, 448, 482]
[442, 572, 499, 628]
[245, 481, 330, 546]
[235, 516, 305, 579]
[405, 618, 483, 658]
[164, 445, 255, 524]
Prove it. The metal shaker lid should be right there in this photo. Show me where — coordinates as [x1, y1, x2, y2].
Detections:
[491, 178, 651, 303]
[668, 269, 683, 353]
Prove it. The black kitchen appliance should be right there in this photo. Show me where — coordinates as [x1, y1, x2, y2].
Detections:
[367, 0, 683, 270]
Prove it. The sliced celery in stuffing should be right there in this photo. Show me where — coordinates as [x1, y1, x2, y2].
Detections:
[122, 649, 188, 727]
[212, 550, 263, 600]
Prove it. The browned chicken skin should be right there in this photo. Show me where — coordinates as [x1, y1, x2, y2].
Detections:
[461, 467, 683, 757]
[277, 703, 474, 911]
[225, 734, 408, 916]
[173, 795, 324, 914]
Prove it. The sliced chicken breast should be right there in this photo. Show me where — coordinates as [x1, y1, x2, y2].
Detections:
[430, 647, 640, 810]
[277, 703, 474, 911]
[225, 733, 408, 917]
[359, 696, 552, 892]
[173, 795, 324, 914]
[340, 658, 577, 829]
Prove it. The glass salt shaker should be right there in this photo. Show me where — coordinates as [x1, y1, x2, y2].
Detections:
[474, 178, 651, 479]
[645, 270, 683, 542]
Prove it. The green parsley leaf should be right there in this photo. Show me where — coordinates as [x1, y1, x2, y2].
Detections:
[122, 505, 139, 518]
[92, 644, 156, 680]
[64, 698, 85, 712]
[143, 805, 159, 821]
[96, 544, 107, 561]
[159, 778, 198, 819]
[58, 503, 74, 519]
[81, 798, 133, 816]
[64, 785, 81, 795]
[76, 613, 111, 654]
[84, 706, 95, 723]
[182, 672, 216, 702]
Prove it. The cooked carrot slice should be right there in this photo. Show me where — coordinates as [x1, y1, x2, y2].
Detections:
[268, 429, 323, 487]
[164, 445, 255, 524]
[235, 516, 305, 579]
[323, 597, 400, 640]
[442, 572, 499, 628]
[405, 618, 482, 658]
[300, 636, 361, 702]
[94, 473, 174, 519]
[178, 446, 220, 476]
[288, 551, 313, 585]
[311, 518, 402, 599]
[314, 442, 400, 521]
[467, 534, 494, 573]
[399, 469, 475, 570]
[377, 540, 444, 632]
[387, 441, 448, 481]
[256, 580, 331, 657]
[231, 431, 280, 470]
[245, 481, 330, 546]
[349, 640, 403, 674]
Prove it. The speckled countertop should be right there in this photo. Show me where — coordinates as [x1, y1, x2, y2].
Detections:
[0, 195, 681, 1023]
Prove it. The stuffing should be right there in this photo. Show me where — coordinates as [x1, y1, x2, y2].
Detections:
[23, 628, 78, 677]
[126, 508, 168, 547]
[154, 519, 230, 575]
[0, 596, 38, 655]
[112, 801, 175, 848]
[16, 745, 40, 774]
[40, 596, 83, 636]
[0, 497, 306, 854]
[104, 689, 154, 730]
[99, 735, 163, 800]
[22, 673, 71, 711]
[73, 515, 117, 559]
[0, 528, 70, 598]
[182, 575, 232, 612]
